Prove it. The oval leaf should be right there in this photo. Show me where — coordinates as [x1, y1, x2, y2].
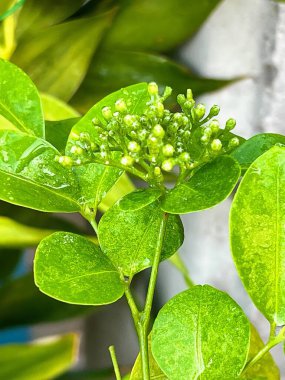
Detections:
[152, 285, 250, 380]
[34, 232, 125, 305]
[0, 130, 80, 212]
[0, 334, 77, 380]
[230, 146, 285, 325]
[0, 59, 44, 137]
[98, 192, 184, 276]
[161, 155, 241, 214]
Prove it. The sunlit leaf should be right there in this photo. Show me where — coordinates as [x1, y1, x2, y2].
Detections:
[231, 146, 285, 324]
[34, 232, 125, 305]
[152, 285, 250, 379]
[41, 93, 80, 121]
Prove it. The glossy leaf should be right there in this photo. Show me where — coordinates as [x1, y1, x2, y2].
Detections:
[104, 0, 221, 52]
[0, 333, 78, 380]
[98, 191, 184, 276]
[12, 13, 113, 101]
[0, 59, 44, 137]
[130, 337, 167, 380]
[161, 155, 241, 214]
[0, 273, 92, 329]
[41, 93, 80, 121]
[45, 118, 80, 154]
[34, 232, 125, 305]
[0, 216, 55, 248]
[67, 82, 150, 151]
[231, 133, 285, 171]
[241, 325, 279, 380]
[71, 50, 233, 112]
[230, 146, 285, 325]
[16, 0, 86, 37]
[152, 285, 250, 380]
[0, 130, 81, 212]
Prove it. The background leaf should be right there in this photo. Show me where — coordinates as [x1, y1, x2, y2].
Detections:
[152, 285, 250, 380]
[0, 333, 78, 380]
[34, 232, 125, 305]
[98, 192, 184, 276]
[0, 273, 93, 329]
[12, 13, 113, 101]
[45, 118, 80, 154]
[41, 93, 80, 121]
[230, 146, 285, 325]
[0, 248, 21, 283]
[71, 50, 233, 112]
[103, 0, 222, 52]
[161, 155, 241, 214]
[0, 59, 44, 137]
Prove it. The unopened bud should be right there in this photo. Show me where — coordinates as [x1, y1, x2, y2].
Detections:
[209, 120, 220, 134]
[211, 139, 222, 151]
[201, 135, 210, 144]
[115, 98, 127, 113]
[177, 94, 186, 105]
[228, 137, 240, 148]
[128, 141, 141, 153]
[70, 145, 83, 155]
[209, 105, 220, 117]
[194, 104, 206, 120]
[179, 152, 191, 163]
[102, 106, 113, 120]
[58, 156, 73, 167]
[121, 155, 134, 166]
[161, 159, 174, 172]
[154, 166, 161, 176]
[152, 124, 165, 138]
[225, 118, 236, 131]
[148, 82, 159, 95]
[156, 102, 164, 117]
[187, 89, 193, 101]
[162, 144, 175, 157]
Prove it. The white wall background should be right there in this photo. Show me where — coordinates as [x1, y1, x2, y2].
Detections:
[159, 0, 285, 376]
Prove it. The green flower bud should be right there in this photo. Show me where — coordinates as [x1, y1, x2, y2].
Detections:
[187, 89, 193, 101]
[201, 135, 210, 144]
[182, 115, 189, 125]
[156, 102, 164, 117]
[152, 124, 165, 138]
[161, 159, 175, 172]
[162, 144, 175, 157]
[121, 155, 134, 166]
[70, 131, 80, 140]
[147, 136, 158, 147]
[177, 94, 186, 105]
[58, 156, 73, 167]
[148, 82, 159, 95]
[124, 114, 135, 126]
[102, 106, 113, 120]
[225, 118, 236, 131]
[209, 105, 220, 117]
[179, 152, 191, 163]
[203, 127, 212, 137]
[138, 129, 148, 140]
[211, 139, 222, 151]
[70, 145, 83, 155]
[209, 120, 220, 134]
[79, 132, 90, 141]
[194, 104, 206, 120]
[183, 100, 195, 110]
[92, 117, 100, 125]
[115, 98, 127, 113]
[163, 86, 172, 100]
[228, 137, 240, 148]
[128, 141, 141, 153]
[154, 166, 161, 176]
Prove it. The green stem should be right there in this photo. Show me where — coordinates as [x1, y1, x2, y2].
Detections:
[0, 0, 26, 21]
[109, 346, 122, 380]
[89, 218, 99, 235]
[125, 285, 139, 328]
[168, 252, 194, 288]
[243, 325, 285, 373]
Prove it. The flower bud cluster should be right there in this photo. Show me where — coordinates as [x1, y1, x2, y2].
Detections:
[62, 82, 240, 185]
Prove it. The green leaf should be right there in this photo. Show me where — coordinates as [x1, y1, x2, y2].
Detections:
[71, 50, 234, 113]
[34, 232, 125, 305]
[230, 146, 285, 325]
[46, 118, 80, 154]
[0, 273, 92, 329]
[41, 93, 80, 121]
[161, 155, 241, 214]
[0, 248, 22, 282]
[12, 13, 113, 101]
[0, 216, 56, 248]
[0, 59, 44, 137]
[104, 0, 221, 52]
[0, 129, 81, 212]
[231, 133, 285, 171]
[57, 368, 114, 380]
[152, 285, 250, 380]
[16, 0, 86, 37]
[98, 191, 184, 276]
[130, 337, 167, 380]
[67, 82, 150, 151]
[0, 333, 78, 380]
[241, 325, 280, 380]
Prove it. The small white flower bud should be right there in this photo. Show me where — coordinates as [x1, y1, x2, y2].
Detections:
[161, 159, 174, 172]
[154, 166, 161, 176]
[209, 120, 220, 134]
[148, 82, 159, 95]
[228, 137, 240, 148]
[70, 145, 83, 155]
[115, 98, 127, 113]
[128, 141, 140, 153]
[102, 106, 113, 120]
[162, 144, 174, 157]
[58, 156, 73, 167]
[121, 155, 134, 166]
[179, 152, 191, 163]
[152, 124, 165, 138]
